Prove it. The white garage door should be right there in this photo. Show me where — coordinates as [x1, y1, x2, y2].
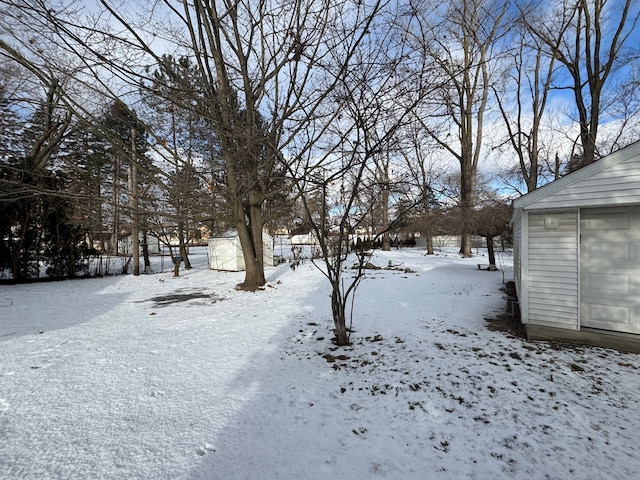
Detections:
[580, 207, 640, 334]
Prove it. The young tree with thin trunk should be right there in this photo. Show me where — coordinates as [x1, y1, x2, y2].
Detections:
[290, 5, 436, 346]
[470, 186, 511, 268]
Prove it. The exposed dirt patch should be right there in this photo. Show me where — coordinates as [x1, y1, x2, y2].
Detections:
[484, 313, 525, 338]
[149, 291, 224, 307]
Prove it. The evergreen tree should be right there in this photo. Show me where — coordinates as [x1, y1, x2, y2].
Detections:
[57, 121, 110, 253]
[100, 100, 152, 256]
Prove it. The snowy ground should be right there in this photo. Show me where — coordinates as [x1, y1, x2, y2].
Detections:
[1, 247, 639, 480]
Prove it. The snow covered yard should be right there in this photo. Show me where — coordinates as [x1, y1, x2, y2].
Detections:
[1, 248, 639, 480]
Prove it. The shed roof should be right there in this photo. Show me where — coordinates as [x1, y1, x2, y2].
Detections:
[512, 140, 640, 215]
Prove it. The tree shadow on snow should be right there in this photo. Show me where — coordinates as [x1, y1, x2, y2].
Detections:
[0, 276, 131, 341]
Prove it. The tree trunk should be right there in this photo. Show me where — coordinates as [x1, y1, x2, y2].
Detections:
[111, 155, 120, 255]
[178, 230, 191, 270]
[128, 143, 139, 275]
[461, 231, 472, 257]
[237, 222, 266, 290]
[459, 162, 475, 257]
[236, 190, 267, 290]
[142, 230, 153, 273]
[487, 235, 496, 267]
[236, 226, 264, 290]
[331, 283, 350, 346]
[382, 232, 391, 251]
[381, 175, 390, 251]
[426, 235, 434, 255]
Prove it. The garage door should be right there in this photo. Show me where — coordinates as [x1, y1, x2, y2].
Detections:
[580, 207, 640, 334]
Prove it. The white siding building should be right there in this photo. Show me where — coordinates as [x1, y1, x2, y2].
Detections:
[511, 140, 640, 352]
[207, 231, 274, 272]
[118, 233, 162, 255]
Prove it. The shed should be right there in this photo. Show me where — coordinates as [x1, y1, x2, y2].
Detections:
[510, 140, 640, 352]
[207, 231, 274, 272]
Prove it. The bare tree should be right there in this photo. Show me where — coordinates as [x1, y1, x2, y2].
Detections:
[357, 138, 406, 252]
[0, 27, 78, 279]
[523, 0, 640, 169]
[492, 17, 561, 193]
[404, 0, 511, 256]
[1, 1, 148, 278]
[0, 0, 392, 289]
[398, 122, 448, 254]
[110, 0, 388, 289]
[471, 193, 511, 268]
[290, 5, 435, 346]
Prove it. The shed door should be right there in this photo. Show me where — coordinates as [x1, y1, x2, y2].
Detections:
[580, 207, 640, 334]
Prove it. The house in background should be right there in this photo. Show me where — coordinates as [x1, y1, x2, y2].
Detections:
[510, 140, 640, 352]
[416, 234, 494, 249]
[207, 231, 274, 272]
[118, 232, 162, 255]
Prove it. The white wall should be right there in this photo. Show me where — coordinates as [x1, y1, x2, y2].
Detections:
[524, 211, 579, 330]
[208, 233, 274, 271]
[118, 234, 161, 255]
[208, 237, 243, 271]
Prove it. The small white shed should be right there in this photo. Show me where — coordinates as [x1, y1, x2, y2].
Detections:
[511, 140, 640, 351]
[207, 231, 274, 272]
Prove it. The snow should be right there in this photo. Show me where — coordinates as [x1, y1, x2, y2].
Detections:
[1, 247, 639, 479]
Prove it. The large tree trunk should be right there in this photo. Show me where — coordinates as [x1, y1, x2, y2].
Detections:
[426, 235, 434, 255]
[459, 163, 475, 257]
[237, 223, 266, 290]
[236, 190, 267, 290]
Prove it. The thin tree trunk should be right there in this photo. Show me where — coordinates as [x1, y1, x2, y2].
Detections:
[142, 230, 152, 273]
[487, 235, 496, 267]
[381, 178, 390, 251]
[129, 130, 139, 275]
[111, 155, 119, 255]
[178, 228, 191, 270]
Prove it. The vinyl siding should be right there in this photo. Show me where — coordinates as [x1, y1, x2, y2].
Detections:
[526, 212, 579, 329]
[531, 149, 640, 210]
[510, 142, 640, 335]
